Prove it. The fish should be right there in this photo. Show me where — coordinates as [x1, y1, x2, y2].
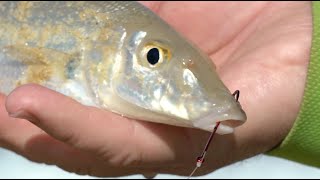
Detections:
[0, 1, 246, 135]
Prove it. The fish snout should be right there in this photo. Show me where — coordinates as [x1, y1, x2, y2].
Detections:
[192, 98, 247, 134]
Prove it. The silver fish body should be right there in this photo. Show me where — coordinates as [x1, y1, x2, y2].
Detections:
[0, 1, 246, 134]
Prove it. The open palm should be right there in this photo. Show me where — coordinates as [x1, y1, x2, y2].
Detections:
[0, 1, 312, 178]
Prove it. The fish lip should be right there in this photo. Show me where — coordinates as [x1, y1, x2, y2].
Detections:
[192, 107, 247, 134]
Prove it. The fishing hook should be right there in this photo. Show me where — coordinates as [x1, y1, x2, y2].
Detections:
[188, 90, 240, 179]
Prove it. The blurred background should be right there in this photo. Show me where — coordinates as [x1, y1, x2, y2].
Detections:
[1, 147, 320, 179]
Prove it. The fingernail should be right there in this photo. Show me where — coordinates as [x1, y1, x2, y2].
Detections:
[143, 172, 157, 179]
[8, 110, 36, 123]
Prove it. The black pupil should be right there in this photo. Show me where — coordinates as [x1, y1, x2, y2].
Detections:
[147, 48, 160, 65]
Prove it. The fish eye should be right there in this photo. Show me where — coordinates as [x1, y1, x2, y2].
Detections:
[147, 48, 160, 65]
[142, 43, 171, 67]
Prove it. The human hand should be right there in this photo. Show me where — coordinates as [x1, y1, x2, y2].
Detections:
[0, 1, 312, 178]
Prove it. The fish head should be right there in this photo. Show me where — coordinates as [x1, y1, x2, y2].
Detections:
[98, 3, 247, 133]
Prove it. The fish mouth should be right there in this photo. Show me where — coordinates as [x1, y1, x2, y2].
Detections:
[192, 107, 247, 135]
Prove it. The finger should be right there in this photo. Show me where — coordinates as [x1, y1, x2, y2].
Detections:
[0, 92, 159, 176]
[0, 93, 43, 153]
[5, 84, 137, 154]
[4, 84, 185, 167]
[0, 92, 90, 165]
